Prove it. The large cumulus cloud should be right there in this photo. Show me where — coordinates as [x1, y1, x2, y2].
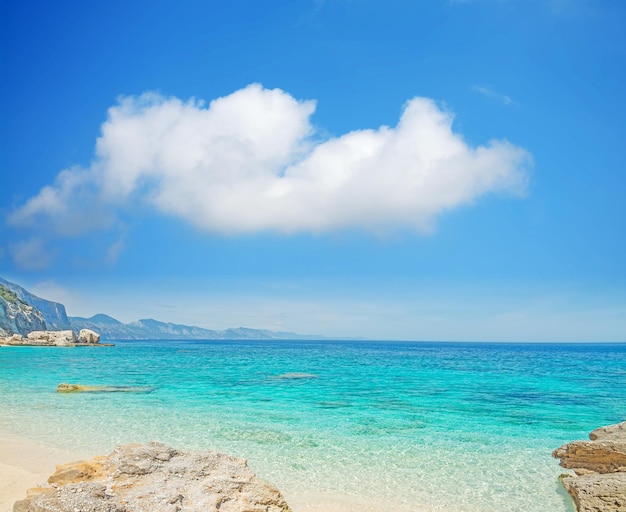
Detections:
[9, 84, 530, 236]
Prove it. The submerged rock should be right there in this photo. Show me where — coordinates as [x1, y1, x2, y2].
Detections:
[56, 383, 155, 393]
[553, 421, 626, 512]
[273, 372, 318, 380]
[14, 442, 291, 512]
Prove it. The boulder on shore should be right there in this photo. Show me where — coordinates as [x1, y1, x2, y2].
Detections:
[13, 442, 292, 512]
[553, 421, 626, 512]
[27, 330, 76, 346]
[0, 329, 107, 347]
[77, 328, 100, 344]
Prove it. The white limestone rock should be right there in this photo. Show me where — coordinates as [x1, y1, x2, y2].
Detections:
[78, 328, 101, 344]
[13, 442, 292, 512]
[27, 330, 76, 346]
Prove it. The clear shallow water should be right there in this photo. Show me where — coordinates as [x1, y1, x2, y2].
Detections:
[1, 340, 625, 511]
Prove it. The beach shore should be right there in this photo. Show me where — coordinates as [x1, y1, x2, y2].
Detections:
[0, 428, 395, 512]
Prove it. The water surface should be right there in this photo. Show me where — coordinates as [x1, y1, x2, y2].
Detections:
[2, 340, 625, 511]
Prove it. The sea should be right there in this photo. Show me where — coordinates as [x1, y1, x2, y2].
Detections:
[1, 340, 625, 511]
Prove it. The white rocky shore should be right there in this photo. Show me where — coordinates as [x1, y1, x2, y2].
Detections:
[0, 329, 107, 347]
[13, 442, 292, 512]
[553, 421, 626, 512]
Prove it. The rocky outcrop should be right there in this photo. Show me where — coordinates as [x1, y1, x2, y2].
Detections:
[0, 277, 71, 330]
[0, 329, 107, 347]
[27, 330, 76, 346]
[0, 285, 47, 337]
[13, 442, 292, 512]
[553, 421, 626, 512]
[78, 328, 100, 344]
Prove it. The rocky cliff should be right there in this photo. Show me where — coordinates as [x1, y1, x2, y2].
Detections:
[553, 421, 626, 512]
[0, 284, 47, 336]
[0, 278, 70, 330]
[14, 442, 292, 512]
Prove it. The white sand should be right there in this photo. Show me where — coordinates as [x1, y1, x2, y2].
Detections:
[0, 430, 88, 512]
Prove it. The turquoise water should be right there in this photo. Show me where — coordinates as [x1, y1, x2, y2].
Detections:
[1, 340, 625, 511]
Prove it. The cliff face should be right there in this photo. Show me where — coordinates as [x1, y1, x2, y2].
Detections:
[0, 285, 47, 336]
[0, 278, 71, 330]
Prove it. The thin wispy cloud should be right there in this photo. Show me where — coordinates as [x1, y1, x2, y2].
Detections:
[105, 237, 126, 265]
[473, 85, 519, 107]
[449, 0, 598, 17]
[9, 237, 53, 270]
[8, 84, 531, 245]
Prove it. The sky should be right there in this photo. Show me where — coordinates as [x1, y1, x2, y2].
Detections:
[1, 0, 625, 341]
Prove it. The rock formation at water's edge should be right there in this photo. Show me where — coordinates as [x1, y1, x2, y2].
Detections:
[0, 328, 104, 347]
[553, 421, 626, 512]
[13, 442, 292, 512]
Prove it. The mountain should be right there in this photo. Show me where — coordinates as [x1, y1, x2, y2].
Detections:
[0, 283, 47, 336]
[69, 315, 218, 340]
[1, 276, 333, 341]
[0, 277, 71, 330]
[69, 314, 327, 340]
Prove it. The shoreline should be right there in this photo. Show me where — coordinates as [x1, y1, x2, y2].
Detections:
[0, 428, 404, 512]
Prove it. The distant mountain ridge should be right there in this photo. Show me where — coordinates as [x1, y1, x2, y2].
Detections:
[0, 277, 334, 340]
[69, 314, 328, 341]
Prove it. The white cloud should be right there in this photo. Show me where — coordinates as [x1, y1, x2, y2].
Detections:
[9, 237, 53, 270]
[8, 165, 115, 236]
[8, 84, 531, 236]
[473, 85, 518, 107]
[449, 0, 598, 17]
[105, 236, 125, 265]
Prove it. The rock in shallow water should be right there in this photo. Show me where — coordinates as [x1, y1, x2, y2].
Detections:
[13, 442, 292, 512]
[272, 372, 318, 380]
[553, 421, 626, 512]
[56, 383, 155, 393]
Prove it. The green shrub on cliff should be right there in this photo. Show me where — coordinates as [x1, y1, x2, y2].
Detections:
[0, 284, 26, 306]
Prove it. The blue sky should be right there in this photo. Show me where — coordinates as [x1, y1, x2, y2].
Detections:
[1, 0, 625, 341]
